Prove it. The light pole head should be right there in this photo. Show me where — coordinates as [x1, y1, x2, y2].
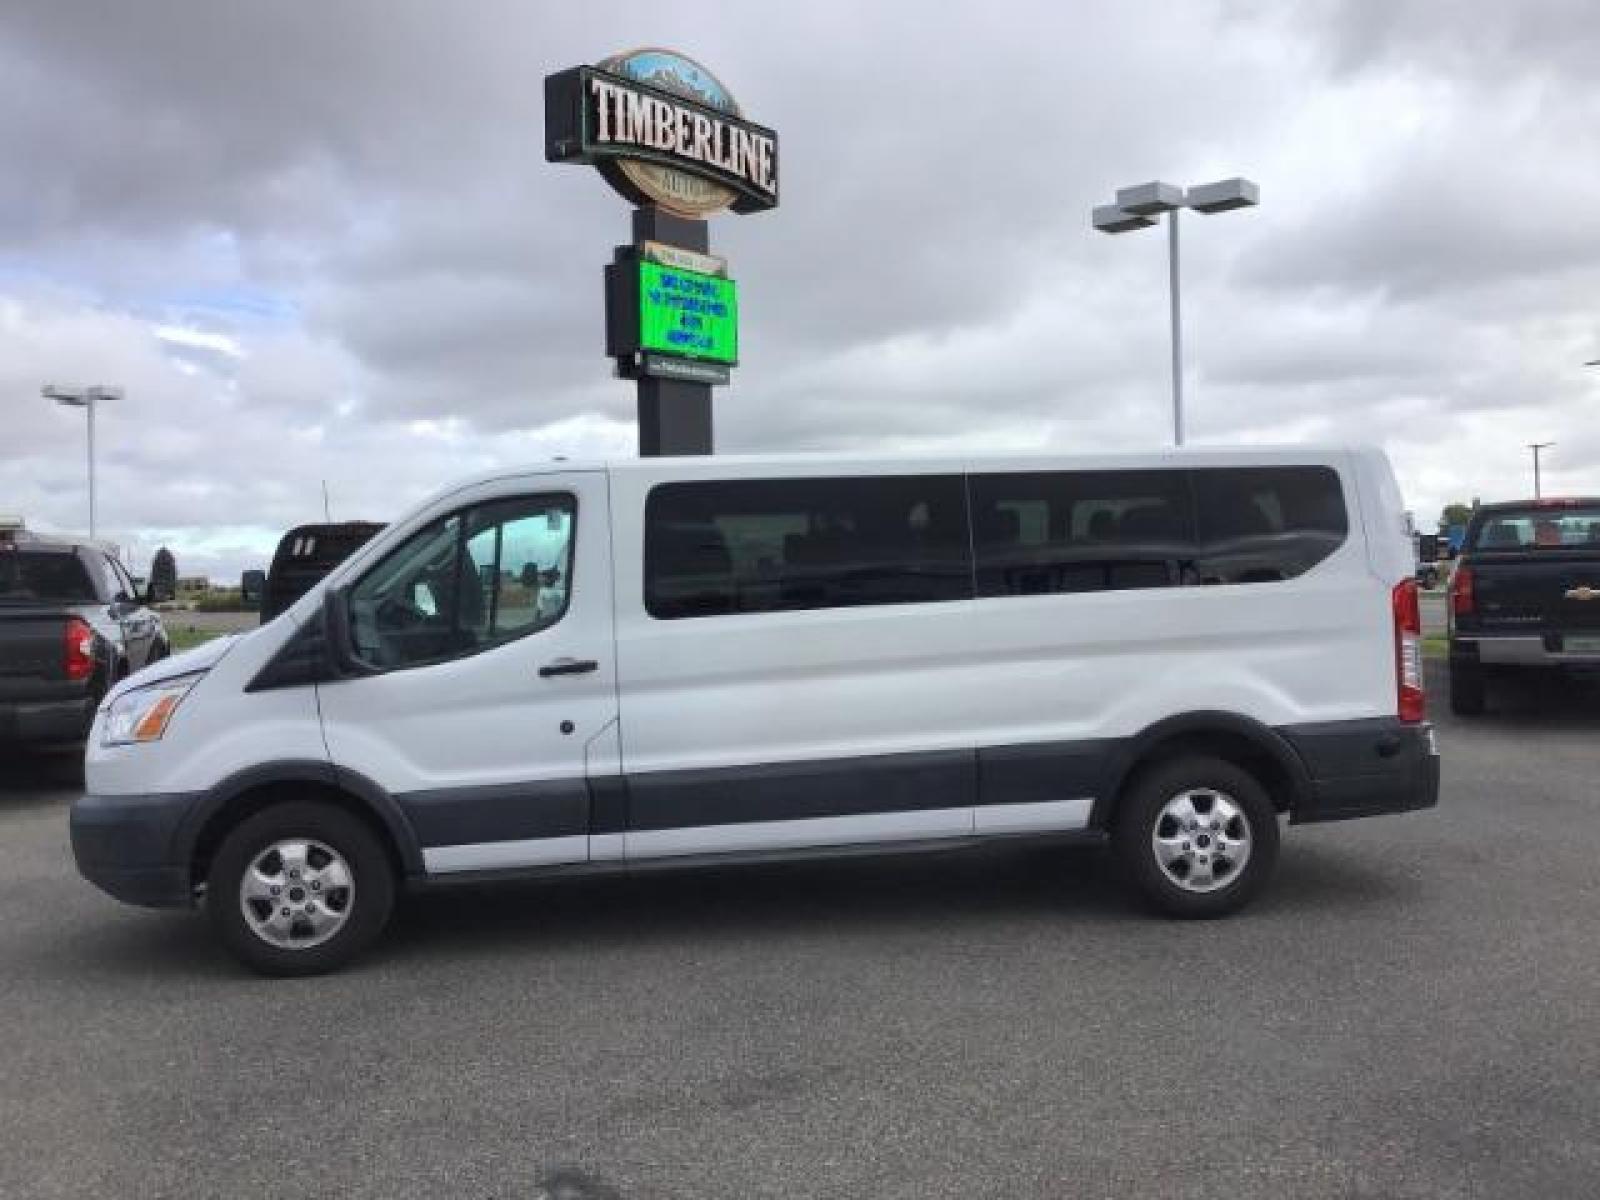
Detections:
[1092, 204, 1158, 234]
[1184, 177, 1261, 214]
[43, 384, 88, 407]
[43, 383, 120, 407]
[1115, 181, 1185, 216]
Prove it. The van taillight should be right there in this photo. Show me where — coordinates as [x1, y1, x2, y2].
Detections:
[1393, 578, 1425, 724]
[1449, 564, 1474, 616]
[64, 618, 96, 682]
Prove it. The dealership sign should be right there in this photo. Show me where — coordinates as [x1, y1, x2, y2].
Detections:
[545, 48, 779, 217]
[546, 48, 775, 450]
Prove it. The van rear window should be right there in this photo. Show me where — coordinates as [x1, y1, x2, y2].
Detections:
[1192, 467, 1348, 585]
[970, 466, 1347, 595]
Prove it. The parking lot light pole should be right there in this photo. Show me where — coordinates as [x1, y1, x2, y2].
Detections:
[42, 384, 121, 540]
[1528, 441, 1554, 500]
[1093, 177, 1259, 446]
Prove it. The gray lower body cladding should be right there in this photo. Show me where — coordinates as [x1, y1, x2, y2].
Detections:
[70, 716, 1438, 906]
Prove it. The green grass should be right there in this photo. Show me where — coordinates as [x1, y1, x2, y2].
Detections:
[1422, 633, 1448, 660]
[166, 625, 226, 654]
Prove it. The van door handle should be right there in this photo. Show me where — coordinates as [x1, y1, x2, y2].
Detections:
[539, 657, 599, 678]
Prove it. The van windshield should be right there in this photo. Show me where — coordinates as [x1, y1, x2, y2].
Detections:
[1470, 505, 1600, 552]
[0, 550, 97, 604]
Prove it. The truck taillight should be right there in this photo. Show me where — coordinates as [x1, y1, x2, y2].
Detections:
[64, 617, 96, 682]
[1393, 578, 1425, 724]
[1449, 564, 1474, 616]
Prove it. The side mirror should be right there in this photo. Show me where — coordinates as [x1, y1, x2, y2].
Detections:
[322, 586, 360, 676]
[240, 569, 266, 610]
[111, 593, 139, 617]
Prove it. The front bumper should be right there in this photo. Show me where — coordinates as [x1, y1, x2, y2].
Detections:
[1282, 719, 1440, 824]
[70, 791, 201, 908]
[0, 694, 96, 744]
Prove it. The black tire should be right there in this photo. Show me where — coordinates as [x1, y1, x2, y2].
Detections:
[206, 802, 394, 976]
[1112, 755, 1280, 919]
[147, 640, 169, 663]
[1449, 662, 1486, 716]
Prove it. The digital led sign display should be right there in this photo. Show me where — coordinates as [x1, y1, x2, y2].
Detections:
[637, 261, 738, 365]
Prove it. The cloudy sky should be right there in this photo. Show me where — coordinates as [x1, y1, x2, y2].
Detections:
[2, 0, 1596, 580]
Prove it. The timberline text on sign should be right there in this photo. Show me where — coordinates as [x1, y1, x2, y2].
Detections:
[587, 76, 777, 200]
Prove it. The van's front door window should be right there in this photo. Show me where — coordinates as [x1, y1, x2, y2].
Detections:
[347, 494, 576, 670]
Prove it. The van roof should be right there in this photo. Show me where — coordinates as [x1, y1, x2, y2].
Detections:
[492, 443, 1375, 478]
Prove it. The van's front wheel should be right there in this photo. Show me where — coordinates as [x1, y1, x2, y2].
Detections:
[1113, 756, 1279, 918]
[207, 802, 394, 976]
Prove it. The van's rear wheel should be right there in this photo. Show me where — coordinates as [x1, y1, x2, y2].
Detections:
[207, 802, 394, 976]
[1113, 756, 1279, 918]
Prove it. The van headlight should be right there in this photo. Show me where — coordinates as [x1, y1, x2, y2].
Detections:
[102, 674, 204, 747]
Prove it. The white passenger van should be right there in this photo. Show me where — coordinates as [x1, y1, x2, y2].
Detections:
[72, 447, 1438, 974]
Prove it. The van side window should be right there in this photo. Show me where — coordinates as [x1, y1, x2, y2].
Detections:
[347, 494, 575, 670]
[970, 471, 1195, 597]
[646, 476, 970, 619]
[1192, 467, 1347, 584]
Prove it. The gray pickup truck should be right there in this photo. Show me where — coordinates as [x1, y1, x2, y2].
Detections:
[1448, 498, 1600, 714]
[0, 539, 169, 744]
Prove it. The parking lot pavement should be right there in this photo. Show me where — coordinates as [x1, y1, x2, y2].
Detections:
[1421, 588, 1447, 636]
[4, 667, 1599, 1199]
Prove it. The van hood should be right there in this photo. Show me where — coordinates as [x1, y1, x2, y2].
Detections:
[107, 630, 243, 700]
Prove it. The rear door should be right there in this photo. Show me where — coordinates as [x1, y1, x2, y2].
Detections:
[317, 470, 618, 874]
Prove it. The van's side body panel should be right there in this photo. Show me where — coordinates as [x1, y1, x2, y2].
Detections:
[607, 447, 1406, 862]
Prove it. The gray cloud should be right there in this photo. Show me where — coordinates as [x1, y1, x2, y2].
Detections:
[2, 0, 1598, 575]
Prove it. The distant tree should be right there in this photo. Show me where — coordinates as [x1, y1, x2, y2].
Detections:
[149, 547, 177, 602]
[1439, 503, 1474, 530]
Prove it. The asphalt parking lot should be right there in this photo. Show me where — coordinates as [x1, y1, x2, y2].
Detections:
[3, 665, 1598, 1199]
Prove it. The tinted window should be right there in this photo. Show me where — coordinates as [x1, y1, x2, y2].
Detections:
[95, 555, 124, 601]
[109, 557, 138, 599]
[970, 470, 1195, 597]
[646, 476, 970, 619]
[0, 551, 98, 603]
[1468, 504, 1600, 552]
[348, 495, 574, 670]
[1192, 467, 1347, 584]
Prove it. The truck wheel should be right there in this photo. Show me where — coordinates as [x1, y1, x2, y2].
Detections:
[206, 802, 394, 977]
[1113, 756, 1280, 919]
[1449, 664, 1486, 716]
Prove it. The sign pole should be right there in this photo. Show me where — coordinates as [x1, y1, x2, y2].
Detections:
[631, 207, 713, 456]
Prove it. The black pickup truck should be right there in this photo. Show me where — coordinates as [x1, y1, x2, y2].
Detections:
[1447, 498, 1600, 714]
[0, 539, 169, 744]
